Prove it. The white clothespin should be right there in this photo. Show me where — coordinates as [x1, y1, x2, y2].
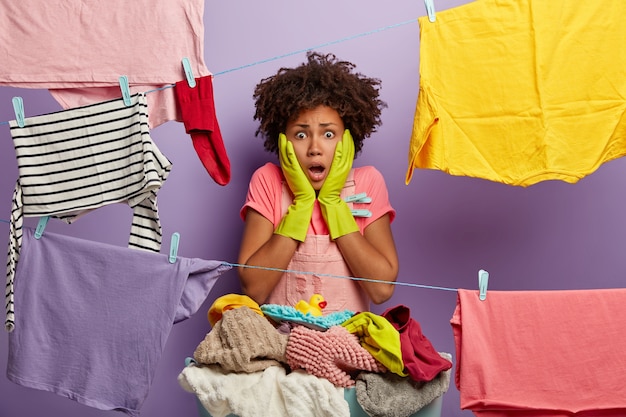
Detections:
[118, 75, 132, 106]
[169, 232, 180, 263]
[182, 57, 196, 88]
[424, 0, 436, 22]
[34, 216, 50, 239]
[12, 97, 25, 127]
[478, 269, 489, 301]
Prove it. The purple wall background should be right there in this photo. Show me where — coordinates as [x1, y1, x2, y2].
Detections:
[1, 1, 625, 416]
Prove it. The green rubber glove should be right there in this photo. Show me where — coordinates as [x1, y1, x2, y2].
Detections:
[318, 129, 359, 240]
[274, 133, 316, 242]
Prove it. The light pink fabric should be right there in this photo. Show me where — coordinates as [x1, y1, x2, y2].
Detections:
[451, 289, 626, 417]
[0, 0, 210, 127]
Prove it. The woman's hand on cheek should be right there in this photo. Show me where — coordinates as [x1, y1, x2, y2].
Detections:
[318, 129, 359, 239]
[275, 133, 316, 241]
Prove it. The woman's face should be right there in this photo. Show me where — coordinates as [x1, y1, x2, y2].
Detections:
[284, 105, 345, 191]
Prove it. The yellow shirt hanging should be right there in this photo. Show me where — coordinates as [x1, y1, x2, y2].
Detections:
[407, 0, 626, 187]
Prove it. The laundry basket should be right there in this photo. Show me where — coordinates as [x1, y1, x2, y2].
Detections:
[185, 358, 443, 417]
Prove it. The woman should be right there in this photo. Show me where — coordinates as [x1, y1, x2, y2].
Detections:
[238, 51, 398, 313]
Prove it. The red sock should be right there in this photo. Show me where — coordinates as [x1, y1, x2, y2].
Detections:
[174, 76, 231, 186]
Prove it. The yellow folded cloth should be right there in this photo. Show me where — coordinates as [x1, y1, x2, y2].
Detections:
[208, 293, 263, 326]
[341, 311, 406, 376]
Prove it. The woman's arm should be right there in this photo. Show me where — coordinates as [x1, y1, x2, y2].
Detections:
[237, 208, 299, 304]
[335, 213, 398, 304]
[238, 208, 398, 305]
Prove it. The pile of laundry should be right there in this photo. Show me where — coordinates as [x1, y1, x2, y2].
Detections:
[178, 294, 452, 417]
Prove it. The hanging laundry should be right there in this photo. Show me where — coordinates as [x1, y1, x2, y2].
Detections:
[174, 75, 232, 185]
[7, 228, 231, 416]
[0, 0, 210, 128]
[451, 288, 626, 416]
[5, 93, 172, 331]
[407, 0, 626, 187]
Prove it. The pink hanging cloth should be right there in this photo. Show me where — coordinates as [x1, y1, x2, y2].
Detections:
[452, 288, 626, 417]
[0, 0, 210, 128]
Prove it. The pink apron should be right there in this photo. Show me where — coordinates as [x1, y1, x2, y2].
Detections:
[266, 171, 370, 313]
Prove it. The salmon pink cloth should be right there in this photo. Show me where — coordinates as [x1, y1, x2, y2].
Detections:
[451, 288, 626, 417]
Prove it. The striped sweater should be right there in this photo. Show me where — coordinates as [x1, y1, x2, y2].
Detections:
[5, 93, 172, 331]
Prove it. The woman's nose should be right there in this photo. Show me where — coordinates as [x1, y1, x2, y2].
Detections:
[307, 136, 322, 155]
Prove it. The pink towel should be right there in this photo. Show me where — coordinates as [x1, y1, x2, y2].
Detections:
[286, 325, 386, 387]
[451, 289, 626, 417]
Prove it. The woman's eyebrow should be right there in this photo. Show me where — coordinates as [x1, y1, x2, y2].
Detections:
[291, 122, 339, 128]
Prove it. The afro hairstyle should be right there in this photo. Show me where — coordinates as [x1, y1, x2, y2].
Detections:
[252, 51, 387, 156]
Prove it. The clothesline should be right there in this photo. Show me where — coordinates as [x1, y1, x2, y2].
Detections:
[0, 218, 459, 293]
[223, 261, 459, 293]
[0, 18, 418, 127]
[0, 17, 455, 294]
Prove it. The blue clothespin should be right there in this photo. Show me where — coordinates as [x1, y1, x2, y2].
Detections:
[351, 209, 372, 218]
[424, 0, 436, 22]
[12, 97, 25, 128]
[344, 192, 372, 204]
[182, 57, 196, 88]
[478, 269, 489, 301]
[34, 216, 50, 239]
[169, 232, 180, 263]
[118, 75, 132, 106]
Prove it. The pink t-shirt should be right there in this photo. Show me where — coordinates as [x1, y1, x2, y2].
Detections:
[0, 0, 210, 128]
[241, 163, 395, 234]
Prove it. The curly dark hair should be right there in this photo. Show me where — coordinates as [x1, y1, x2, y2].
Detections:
[253, 51, 387, 156]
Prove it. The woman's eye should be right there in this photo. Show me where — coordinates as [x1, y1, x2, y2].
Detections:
[324, 131, 335, 139]
[295, 132, 306, 140]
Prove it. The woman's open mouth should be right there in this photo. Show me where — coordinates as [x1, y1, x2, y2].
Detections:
[308, 164, 326, 182]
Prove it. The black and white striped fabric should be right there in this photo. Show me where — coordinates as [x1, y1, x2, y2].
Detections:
[5, 93, 172, 331]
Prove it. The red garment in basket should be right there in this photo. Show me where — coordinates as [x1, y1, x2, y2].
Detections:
[382, 305, 452, 382]
[451, 289, 626, 417]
